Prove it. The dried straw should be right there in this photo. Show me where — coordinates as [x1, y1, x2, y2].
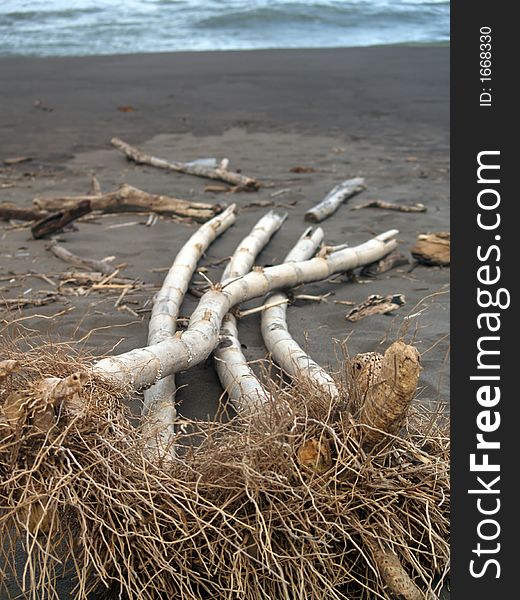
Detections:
[1, 337, 449, 600]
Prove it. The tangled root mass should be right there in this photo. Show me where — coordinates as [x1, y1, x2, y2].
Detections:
[0, 341, 449, 600]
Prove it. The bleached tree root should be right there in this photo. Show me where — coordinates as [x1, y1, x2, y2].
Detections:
[214, 210, 287, 413]
[111, 137, 260, 191]
[34, 183, 222, 222]
[0, 345, 449, 600]
[93, 230, 399, 391]
[305, 177, 365, 223]
[142, 205, 237, 455]
[260, 227, 340, 400]
[47, 240, 117, 275]
[0, 359, 19, 380]
[369, 543, 423, 600]
[351, 340, 421, 448]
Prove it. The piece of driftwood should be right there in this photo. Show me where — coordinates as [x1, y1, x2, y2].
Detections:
[0, 203, 48, 222]
[305, 177, 365, 223]
[360, 251, 410, 277]
[34, 184, 222, 222]
[352, 200, 426, 212]
[31, 200, 92, 239]
[1, 295, 59, 310]
[411, 232, 450, 266]
[46, 240, 117, 276]
[3, 156, 32, 165]
[94, 230, 399, 391]
[111, 137, 260, 191]
[345, 294, 405, 322]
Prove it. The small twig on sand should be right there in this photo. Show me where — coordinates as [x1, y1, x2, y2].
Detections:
[352, 199, 426, 212]
[237, 298, 290, 319]
[114, 286, 131, 308]
[1, 294, 60, 310]
[117, 304, 139, 318]
[47, 240, 117, 276]
[293, 292, 332, 303]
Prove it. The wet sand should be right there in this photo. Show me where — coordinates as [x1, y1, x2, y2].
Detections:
[0, 45, 449, 598]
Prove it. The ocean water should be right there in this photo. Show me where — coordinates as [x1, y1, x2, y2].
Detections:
[0, 0, 449, 57]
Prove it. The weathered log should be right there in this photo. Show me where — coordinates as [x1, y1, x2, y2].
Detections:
[142, 205, 237, 455]
[305, 178, 365, 223]
[47, 240, 117, 276]
[111, 138, 260, 191]
[34, 184, 222, 222]
[31, 200, 92, 239]
[214, 211, 287, 413]
[93, 230, 398, 391]
[0, 203, 48, 222]
[261, 227, 339, 399]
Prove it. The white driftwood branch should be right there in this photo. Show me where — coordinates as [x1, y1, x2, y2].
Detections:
[260, 227, 339, 399]
[214, 211, 287, 413]
[47, 240, 116, 276]
[93, 230, 398, 391]
[305, 177, 365, 223]
[142, 204, 237, 453]
[111, 138, 260, 191]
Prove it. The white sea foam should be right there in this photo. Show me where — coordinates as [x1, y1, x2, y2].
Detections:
[0, 0, 449, 56]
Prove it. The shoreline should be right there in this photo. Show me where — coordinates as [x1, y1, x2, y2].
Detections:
[0, 40, 450, 60]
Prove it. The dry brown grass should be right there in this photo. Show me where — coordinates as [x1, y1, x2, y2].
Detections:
[1, 337, 449, 600]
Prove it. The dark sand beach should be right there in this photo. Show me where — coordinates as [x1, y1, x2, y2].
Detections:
[1, 45, 449, 597]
